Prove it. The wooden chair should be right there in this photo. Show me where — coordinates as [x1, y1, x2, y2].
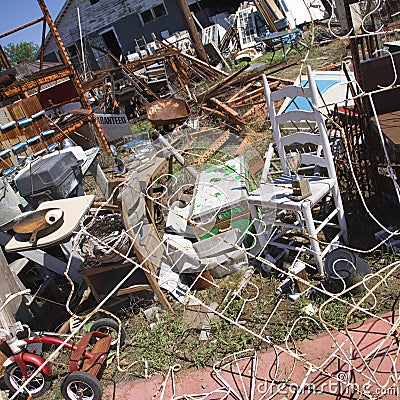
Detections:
[247, 66, 348, 275]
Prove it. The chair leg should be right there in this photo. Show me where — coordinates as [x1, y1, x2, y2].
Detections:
[301, 202, 324, 276]
[331, 185, 349, 244]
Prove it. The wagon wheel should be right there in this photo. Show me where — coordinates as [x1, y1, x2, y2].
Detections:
[61, 371, 102, 400]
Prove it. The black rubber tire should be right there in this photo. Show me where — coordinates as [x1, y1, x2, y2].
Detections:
[4, 361, 52, 398]
[90, 318, 126, 349]
[61, 371, 102, 400]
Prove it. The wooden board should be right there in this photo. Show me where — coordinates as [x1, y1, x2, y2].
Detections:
[119, 172, 173, 312]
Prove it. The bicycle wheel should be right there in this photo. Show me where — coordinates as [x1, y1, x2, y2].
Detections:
[90, 318, 126, 349]
[61, 371, 102, 400]
[4, 361, 51, 398]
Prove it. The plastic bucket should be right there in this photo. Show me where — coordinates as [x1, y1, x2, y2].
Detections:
[324, 248, 371, 293]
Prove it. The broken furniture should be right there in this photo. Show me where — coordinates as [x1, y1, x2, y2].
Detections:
[188, 157, 251, 239]
[258, 28, 307, 64]
[164, 228, 247, 280]
[77, 212, 151, 302]
[247, 66, 348, 275]
[79, 145, 173, 309]
[119, 171, 173, 312]
[4, 195, 95, 283]
[78, 259, 151, 303]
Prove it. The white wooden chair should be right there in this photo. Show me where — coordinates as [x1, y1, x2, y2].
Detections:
[247, 66, 348, 275]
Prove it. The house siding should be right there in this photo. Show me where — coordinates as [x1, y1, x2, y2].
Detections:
[43, 0, 185, 69]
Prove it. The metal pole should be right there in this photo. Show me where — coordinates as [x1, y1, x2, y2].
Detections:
[77, 7, 87, 81]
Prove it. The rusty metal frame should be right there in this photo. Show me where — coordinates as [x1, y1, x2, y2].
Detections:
[0, 1, 110, 153]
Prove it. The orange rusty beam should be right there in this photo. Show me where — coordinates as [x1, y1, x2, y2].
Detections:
[194, 130, 230, 164]
[242, 103, 266, 121]
[0, 45, 10, 70]
[200, 106, 225, 118]
[2, 67, 73, 97]
[108, 51, 160, 100]
[235, 136, 251, 156]
[210, 97, 244, 126]
[0, 17, 44, 39]
[36, 0, 110, 153]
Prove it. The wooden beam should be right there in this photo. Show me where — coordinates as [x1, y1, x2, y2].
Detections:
[176, 0, 209, 63]
[197, 63, 250, 103]
[209, 97, 244, 125]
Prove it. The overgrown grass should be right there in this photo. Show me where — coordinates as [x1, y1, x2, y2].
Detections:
[105, 257, 400, 384]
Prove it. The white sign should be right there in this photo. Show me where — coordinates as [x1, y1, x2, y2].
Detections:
[94, 113, 132, 141]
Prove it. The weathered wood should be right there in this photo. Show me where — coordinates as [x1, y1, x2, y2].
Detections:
[79, 261, 153, 302]
[0, 248, 22, 331]
[119, 173, 173, 312]
[200, 106, 225, 118]
[176, 0, 209, 63]
[197, 64, 250, 103]
[210, 97, 244, 126]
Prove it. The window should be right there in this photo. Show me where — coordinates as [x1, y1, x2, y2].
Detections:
[90, 0, 99, 4]
[153, 3, 167, 18]
[67, 45, 78, 58]
[139, 3, 167, 24]
[140, 9, 153, 24]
